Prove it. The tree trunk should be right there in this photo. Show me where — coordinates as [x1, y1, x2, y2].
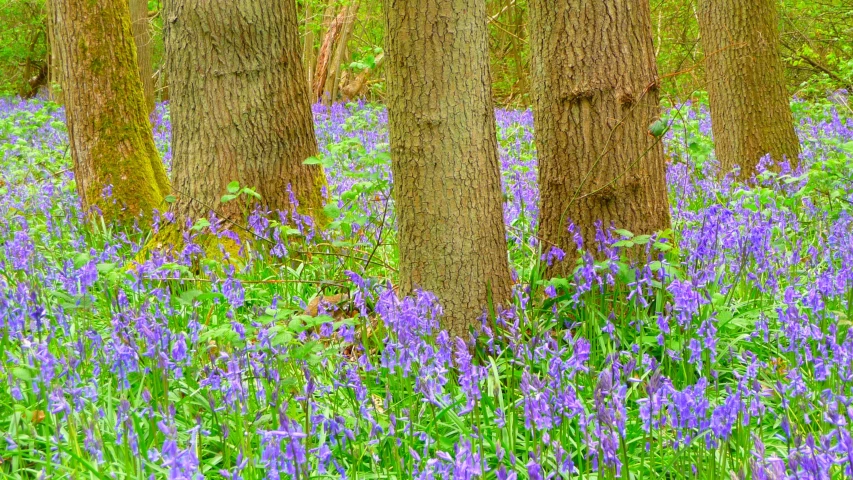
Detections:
[697, 0, 800, 179]
[341, 52, 384, 101]
[130, 0, 155, 113]
[313, 6, 347, 103]
[19, 28, 47, 99]
[326, 1, 359, 106]
[165, 0, 326, 224]
[302, 0, 315, 88]
[384, 0, 512, 337]
[529, 0, 671, 275]
[46, 0, 64, 104]
[49, 0, 169, 223]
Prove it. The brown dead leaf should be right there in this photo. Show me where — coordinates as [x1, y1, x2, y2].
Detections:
[303, 293, 349, 317]
[32, 410, 46, 424]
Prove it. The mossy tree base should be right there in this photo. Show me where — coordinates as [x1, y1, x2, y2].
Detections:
[49, 0, 169, 225]
[135, 222, 245, 270]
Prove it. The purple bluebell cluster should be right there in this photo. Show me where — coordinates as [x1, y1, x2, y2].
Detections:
[1, 94, 853, 479]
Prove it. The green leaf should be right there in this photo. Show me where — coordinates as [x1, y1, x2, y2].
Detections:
[241, 187, 261, 199]
[323, 203, 341, 219]
[226, 181, 240, 194]
[96, 262, 116, 274]
[73, 252, 90, 268]
[220, 193, 238, 203]
[178, 289, 203, 306]
[633, 234, 652, 245]
[191, 218, 211, 231]
[648, 119, 668, 137]
[11, 366, 34, 381]
[164, 194, 177, 204]
[303, 156, 323, 165]
[653, 241, 673, 252]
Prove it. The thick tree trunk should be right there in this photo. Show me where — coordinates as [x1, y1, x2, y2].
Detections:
[529, 0, 671, 275]
[384, 0, 512, 336]
[49, 0, 169, 223]
[130, 0, 155, 113]
[698, 0, 800, 179]
[165, 0, 326, 224]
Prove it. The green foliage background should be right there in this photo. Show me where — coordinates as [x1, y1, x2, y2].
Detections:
[0, 0, 850, 102]
[0, 0, 46, 98]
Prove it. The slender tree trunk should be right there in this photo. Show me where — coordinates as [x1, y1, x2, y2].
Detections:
[313, 6, 347, 103]
[49, 0, 169, 223]
[19, 32, 47, 99]
[302, 0, 315, 88]
[130, 0, 155, 113]
[341, 52, 383, 101]
[529, 0, 671, 275]
[698, 0, 800, 178]
[327, 1, 359, 106]
[46, 0, 64, 104]
[155, 65, 168, 102]
[511, 1, 527, 99]
[384, 0, 512, 336]
[165, 0, 326, 224]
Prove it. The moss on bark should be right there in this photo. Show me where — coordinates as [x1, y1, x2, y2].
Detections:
[135, 222, 245, 268]
[50, 0, 168, 225]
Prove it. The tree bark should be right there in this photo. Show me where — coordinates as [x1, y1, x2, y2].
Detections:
[49, 0, 169, 223]
[130, 0, 155, 113]
[165, 0, 326, 224]
[384, 0, 512, 336]
[46, 0, 64, 104]
[698, 0, 801, 179]
[326, 1, 360, 106]
[312, 6, 347, 103]
[529, 0, 671, 275]
[19, 26, 47, 99]
[302, 0, 315, 88]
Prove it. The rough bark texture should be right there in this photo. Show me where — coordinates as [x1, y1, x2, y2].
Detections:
[165, 0, 326, 224]
[130, 0, 155, 113]
[384, 0, 512, 336]
[698, 0, 801, 179]
[302, 1, 315, 87]
[49, 0, 169, 223]
[529, 0, 672, 276]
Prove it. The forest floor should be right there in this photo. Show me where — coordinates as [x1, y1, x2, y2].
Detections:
[1, 95, 853, 479]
